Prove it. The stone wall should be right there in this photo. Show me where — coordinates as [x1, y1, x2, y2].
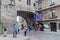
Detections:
[1, 0, 17, 33]
[0, 0, 36, 33]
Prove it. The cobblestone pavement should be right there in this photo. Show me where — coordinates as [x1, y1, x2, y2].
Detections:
[0, 34, 29, 40]
[28, 30, 60, 40]
[0, 30, 60, 40]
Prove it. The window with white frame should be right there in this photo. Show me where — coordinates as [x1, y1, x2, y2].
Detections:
[38, 2, 42, 9]
[50, 0, 55, 5]
[35, 1, 42, 10]
[10, 0, 15, 6]
[50, 9, 56, 18]
[19, 0, 21, 1]
[27, 0, 31, 5]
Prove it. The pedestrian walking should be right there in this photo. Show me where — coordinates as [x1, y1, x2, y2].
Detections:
[41, 24, 44, 31]
[12, 24, 17, 38]
[4, 27, 7, 37]
[24, 26, 28, 36]
[21, 24, 24, 30]
[28, 24, 31, 31]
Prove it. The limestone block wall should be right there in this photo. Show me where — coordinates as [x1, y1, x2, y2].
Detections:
[15, 0, 37, 13]
[1, 0, 17, 33]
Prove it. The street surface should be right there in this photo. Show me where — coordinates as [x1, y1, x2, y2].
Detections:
[0, 29, 60, 40]
[28, 30, 60, 40]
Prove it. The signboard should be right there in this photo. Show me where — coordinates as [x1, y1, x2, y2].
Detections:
[34, 14, 36, 22]
[33, 13, 42, 22]
[36, 14, 42, 21]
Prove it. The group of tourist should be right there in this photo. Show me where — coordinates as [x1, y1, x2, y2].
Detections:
[3, 24, 32, 38]
[33, 23, 44, 31]
[3, 23, 44, 38]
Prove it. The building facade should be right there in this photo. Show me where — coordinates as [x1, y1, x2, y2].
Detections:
[0, 0, 38, 33]
[36, 0, 60, 31]
[0, 0, 1, 20]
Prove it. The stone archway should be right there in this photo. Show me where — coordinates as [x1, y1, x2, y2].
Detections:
[17, 11, 34, 26]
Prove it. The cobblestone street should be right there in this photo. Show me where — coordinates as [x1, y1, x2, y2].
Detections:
[28, 30, 60, 40]
[0, 30, 60, 40]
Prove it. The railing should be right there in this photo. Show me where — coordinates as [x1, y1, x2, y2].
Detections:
[49, 16, 57, 19]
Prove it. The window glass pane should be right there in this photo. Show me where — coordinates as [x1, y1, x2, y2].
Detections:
[27, 0, 31, 5]
[50, 9, 55, 18]
[50, 11, 52, 17]
[44, 24, 50, 29]
[52, 12, 54, 17]
[10, 0, 15, 5]
[50, 0, 55, 4]
[19, 0, 21, 1]
[38, 2, 42, 9]
[59, 23, 60, 30]
[53, 10, 55, 16]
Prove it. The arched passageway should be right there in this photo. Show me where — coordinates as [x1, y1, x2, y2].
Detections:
[17, 11, 34, 26]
